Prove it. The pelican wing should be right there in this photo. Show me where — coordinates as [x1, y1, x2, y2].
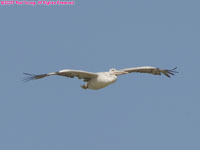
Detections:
[23, 69, 98, 82]
[119, 66, 178, 78]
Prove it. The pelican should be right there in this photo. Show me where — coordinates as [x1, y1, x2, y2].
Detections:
[24, 66, 178, 90]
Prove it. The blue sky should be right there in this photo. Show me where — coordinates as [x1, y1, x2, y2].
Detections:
[0, 0, 200, 150]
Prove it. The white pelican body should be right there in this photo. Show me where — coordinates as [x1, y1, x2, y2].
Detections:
[24, 66, 177, 90]
[87, 72, 117, 90]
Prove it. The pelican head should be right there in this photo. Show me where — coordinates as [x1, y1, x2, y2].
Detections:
[109, 68, 128, 75]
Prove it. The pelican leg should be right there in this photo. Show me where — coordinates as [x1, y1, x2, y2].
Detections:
[81, 84, 88, 89]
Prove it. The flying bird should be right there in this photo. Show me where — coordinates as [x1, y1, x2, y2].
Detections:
[24, 66, 178, 90]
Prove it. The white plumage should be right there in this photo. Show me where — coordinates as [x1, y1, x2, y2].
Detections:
[24, 66, 178, 90]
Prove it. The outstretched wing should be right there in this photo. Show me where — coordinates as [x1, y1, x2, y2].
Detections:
[119, 66, 178, 78]
[23, 69, 98, 82]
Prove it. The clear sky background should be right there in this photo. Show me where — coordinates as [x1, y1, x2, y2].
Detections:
[0, 0, 200, 150]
